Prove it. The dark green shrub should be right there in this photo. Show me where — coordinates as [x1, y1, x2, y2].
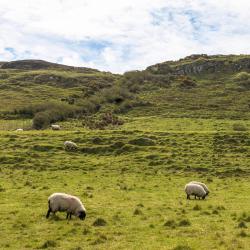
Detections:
[32, 112, 50, 129]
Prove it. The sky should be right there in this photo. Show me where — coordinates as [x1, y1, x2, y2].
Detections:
[0, 0, 250, 73]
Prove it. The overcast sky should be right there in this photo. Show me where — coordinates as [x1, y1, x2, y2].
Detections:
[0, 0, 250, 73]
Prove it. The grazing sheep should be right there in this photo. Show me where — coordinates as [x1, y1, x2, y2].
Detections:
[189, 181, 209, 196]
[185, 183, 206, 200]
[46, 192, 86, 220]
[51, 124, 60, 130]
[64, 141, 78, 151]
[15, 128, 23, 132]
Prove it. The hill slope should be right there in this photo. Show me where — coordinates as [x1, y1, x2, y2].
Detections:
[0, 54, 250, 121]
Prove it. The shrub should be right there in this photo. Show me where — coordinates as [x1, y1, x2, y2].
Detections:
[234, 72, 250, 89]
[234, 72, 250, 81]
[32, 101, 78, 129]
[178, 76, 197, 89]
[83, 112, 124, 130]
[32, 112, 51, 129]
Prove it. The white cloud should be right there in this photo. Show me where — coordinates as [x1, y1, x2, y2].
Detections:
[0, 0, 250, 73]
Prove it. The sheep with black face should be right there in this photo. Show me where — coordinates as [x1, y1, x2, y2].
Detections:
[46, 193, 86, 220]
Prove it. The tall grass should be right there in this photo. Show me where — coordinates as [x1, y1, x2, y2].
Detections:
[0, 119, 32, 130]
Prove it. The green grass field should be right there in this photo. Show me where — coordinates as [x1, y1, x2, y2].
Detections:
[0, 118, 249, 250]
[0, 56, 250, 249]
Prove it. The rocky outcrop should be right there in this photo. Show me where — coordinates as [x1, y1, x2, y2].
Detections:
[147, 55, 250, 76]
[174, 58, 250, 75]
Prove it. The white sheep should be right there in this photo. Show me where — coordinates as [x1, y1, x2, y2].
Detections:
[51, 124, 60, 130]
[64, 141, 78, 151]
[15, 128, 23, 132]
[185, 183, 206, 200]
[46, 192, 86, 220]
[189, 181, 209, 196]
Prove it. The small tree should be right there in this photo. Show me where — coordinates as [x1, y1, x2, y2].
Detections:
[32, 111, 50, 129]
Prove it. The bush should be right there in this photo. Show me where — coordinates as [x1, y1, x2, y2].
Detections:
[83, 112, 124, 130]
[234, 72, 250, 81]
[234, 72, 250, 89]
[31, 101, 79, 129]
[32, 112, 51, 129]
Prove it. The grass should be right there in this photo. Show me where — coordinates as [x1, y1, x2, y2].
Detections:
[0, 123, 249, 249]
[0, 55, 250, 249]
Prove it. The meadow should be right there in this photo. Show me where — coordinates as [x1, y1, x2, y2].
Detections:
[0, 117, 249, 250]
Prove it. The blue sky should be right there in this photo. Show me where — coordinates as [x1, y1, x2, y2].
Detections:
[0, 0, 250, 73]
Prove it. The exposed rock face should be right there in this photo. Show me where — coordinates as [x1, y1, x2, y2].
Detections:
[174, 58, 250, 75]
[147, 55, 250, 76]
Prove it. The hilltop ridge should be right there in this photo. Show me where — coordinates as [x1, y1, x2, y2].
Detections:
[146, 54, 250, 75]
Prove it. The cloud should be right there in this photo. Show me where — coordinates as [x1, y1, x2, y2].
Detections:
[0, 0, 250, 72]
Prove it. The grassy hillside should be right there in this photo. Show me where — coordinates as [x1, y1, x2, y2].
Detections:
[0, 55, 250, 249]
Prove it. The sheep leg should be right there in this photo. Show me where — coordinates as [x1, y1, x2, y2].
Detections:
[69, 213, 72, 219]
[46, 208, 52, 218]
[66, 213, 70, 219]
[195, 195, 197, 199]
[187, 194, 190, 199]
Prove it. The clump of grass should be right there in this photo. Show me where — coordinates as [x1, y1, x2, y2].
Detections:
[193, 204, 201, 211]
[173, 245, 193, 250]
[133, 208, 143, 215]
[82, 228, 90, 235]
[164, 219, 176, 228]
[212, 209, 219, 215]
[92, 218, 107, 227]
[129, 137, 155, 146]
[178, 219, 191, 226]
[238, 221, 247, 228]
[39, 240, 57, 249]
[91, 234, 107, 245]
[0, 185, 6, 192]
[232, 123, 248, 131]
[237, 230, 247, 237]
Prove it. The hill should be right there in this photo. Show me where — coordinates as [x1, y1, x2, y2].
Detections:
[0, 54, 250, 122]
[0, 55, 250, 249]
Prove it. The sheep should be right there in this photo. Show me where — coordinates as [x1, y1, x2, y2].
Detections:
[189, 181, 209, 196]
[51, 124, 60, 130]
[46, 192, 86, 220]
[15, 128, 23, 132]
[185, 183, 206, 200]
[64, 141, 78, 151]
